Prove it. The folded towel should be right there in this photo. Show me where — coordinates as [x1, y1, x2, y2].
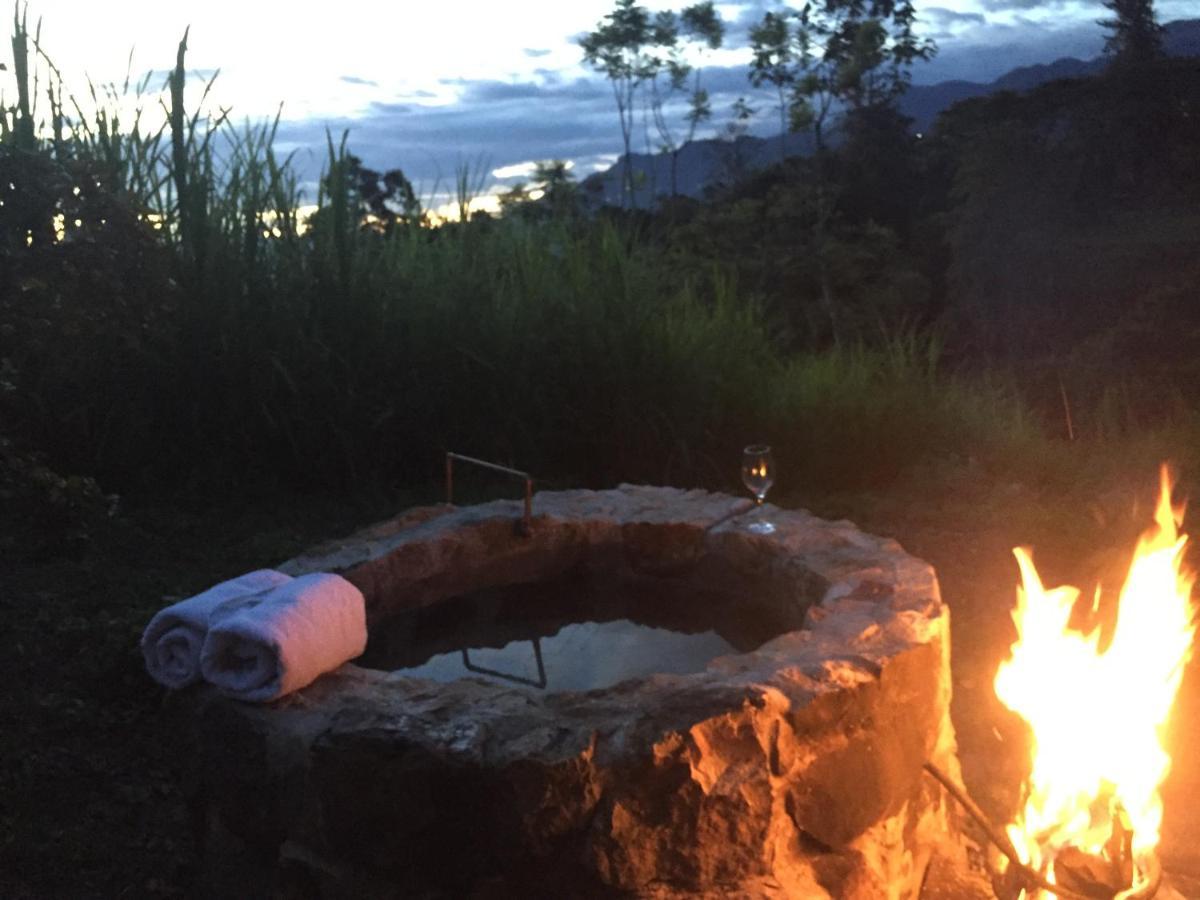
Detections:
[141, 569, 293, 690]
[200, 572, 367, 703]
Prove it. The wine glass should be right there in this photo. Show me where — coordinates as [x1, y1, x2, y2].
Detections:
[741, 444, 775, 533]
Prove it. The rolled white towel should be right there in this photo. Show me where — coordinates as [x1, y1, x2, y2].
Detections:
[200, 572, 367, 703]
[141, 569, 293, 690]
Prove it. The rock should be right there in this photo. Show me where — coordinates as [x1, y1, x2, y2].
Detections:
[177, 485, 966, 897]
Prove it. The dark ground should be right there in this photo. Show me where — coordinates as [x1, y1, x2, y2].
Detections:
[2, 465, 1199, 897]
[0, 488, 418, 898]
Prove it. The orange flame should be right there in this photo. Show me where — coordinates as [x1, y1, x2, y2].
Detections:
[994, 466, 1195, 889]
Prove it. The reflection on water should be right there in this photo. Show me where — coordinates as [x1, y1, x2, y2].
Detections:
[357, 569, 799, 693]
[398, 620, 735, 692]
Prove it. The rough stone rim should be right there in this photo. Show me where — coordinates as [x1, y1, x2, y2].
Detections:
[277, 485, 945, 705]
[187, 485, 963, 898]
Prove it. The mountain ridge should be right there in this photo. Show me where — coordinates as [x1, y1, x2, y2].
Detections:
[579, 18, 1200, 208]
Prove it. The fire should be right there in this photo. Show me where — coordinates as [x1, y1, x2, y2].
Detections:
[994, 466, 1196, 892]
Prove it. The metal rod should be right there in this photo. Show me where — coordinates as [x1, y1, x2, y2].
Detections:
[444, 452, 533, 535]
[922, 761, 1091, 900]
[461, 638, 547, 689]
[705, 499, 757, 532]
[531, 635, 546, 686]
[923, 762, 1161, 899]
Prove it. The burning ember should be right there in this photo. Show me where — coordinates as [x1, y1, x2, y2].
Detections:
[993, 466, 1196, 898]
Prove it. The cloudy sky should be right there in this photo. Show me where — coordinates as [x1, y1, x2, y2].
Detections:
[10, 0, 1196, 213]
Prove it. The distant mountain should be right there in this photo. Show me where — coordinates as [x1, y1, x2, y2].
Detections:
[1165, 17, 1200, 55]
[902, 18, 1199, 129]
[578, 131, 815, 210]
[899, 59, 1103, 131]
[581, 19, 1200, 208]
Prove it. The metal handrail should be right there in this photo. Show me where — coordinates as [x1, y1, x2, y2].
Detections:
[445, 451, 533, 535]
[461, 639, 547, 690]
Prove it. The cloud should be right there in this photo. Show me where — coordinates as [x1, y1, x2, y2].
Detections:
[369, 102, 411, 114]
[265, 2, 1147, 208]
[492, 160, 541, 179]
[492, 158, 576, 179]
[434, 75, 608, 104]
[705, 0, 983, 52]
[275, 75, 625, 204]
[713, 0, 776, 50]
[523, 48, 552, 58]
[923, 7, 987, 29]
[143, 66, 219, 83]
[267, 55, 814, 207]
[919, 7, 989, 41]
[976, 0, 1071, 9]
[340, 75, 379, 87]
[914, 20, 1105, 83]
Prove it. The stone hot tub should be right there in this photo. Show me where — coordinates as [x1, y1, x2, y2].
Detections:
[179, 485, 969, 898]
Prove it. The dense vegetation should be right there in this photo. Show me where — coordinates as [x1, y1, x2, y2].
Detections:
[1, 2, 1197, 551]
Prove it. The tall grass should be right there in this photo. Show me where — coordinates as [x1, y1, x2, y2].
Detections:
[2, 16, 1057, 501]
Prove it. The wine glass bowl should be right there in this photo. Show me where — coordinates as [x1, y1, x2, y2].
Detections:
[741, 445, 776, 534]
[741, 444, 774, 505]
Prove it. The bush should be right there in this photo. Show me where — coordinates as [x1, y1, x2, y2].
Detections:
[0, 144, 179, 485]
[0, 434, 116, 557]
[0, 21, 1051, 511]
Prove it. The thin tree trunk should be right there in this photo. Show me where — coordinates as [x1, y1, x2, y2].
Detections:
[812, 119, 837, 341]
[818, 258, 838, 341]
[778, 84, 787, 165]
[616, 81, 635, 210]
[640, 104, 662, 207]
[621, 111, 634, 210]
[814, 171, 838, 340]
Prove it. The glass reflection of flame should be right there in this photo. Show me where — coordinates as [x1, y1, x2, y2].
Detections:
[741, 445, 775, 533]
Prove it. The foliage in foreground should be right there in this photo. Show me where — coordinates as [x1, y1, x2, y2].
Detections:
[0, 22, 1039, 505]
[3, 13, 1199, 558]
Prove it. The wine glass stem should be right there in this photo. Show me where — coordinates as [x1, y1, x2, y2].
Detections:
[756, 496, 764, 506]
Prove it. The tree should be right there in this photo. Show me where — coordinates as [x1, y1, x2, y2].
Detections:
[580, 0, 668, 208]
[647, 2, 725, 198]
[746, 0, 935, 339]
[792, 0, 934, 148]
[1100, 0, 1163, 67]
[748, 1, 934, 162]
[497, 181, 531, 214]
[715, 97, 757, 190]
[748, 11, 796, 165]
[351, 158, 423, 231]
[531, 159, 580, 218]
[496, 161, 580, 221]
[313, 151, 422, 233]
